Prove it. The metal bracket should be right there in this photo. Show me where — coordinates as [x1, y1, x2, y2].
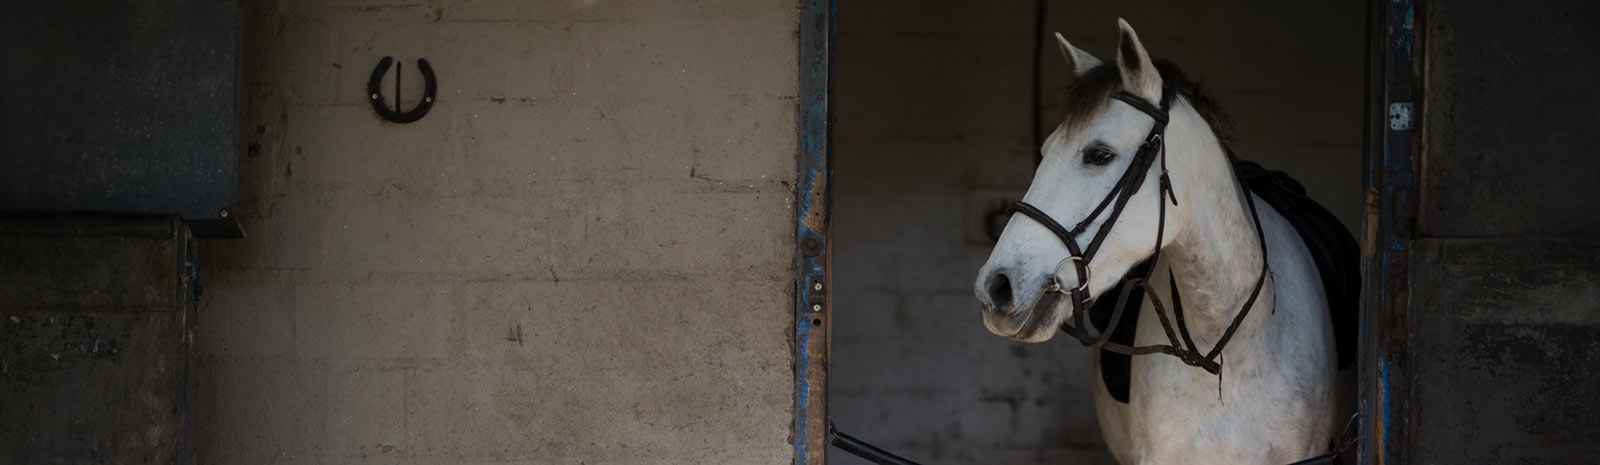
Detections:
[217, 198, 258, 220]
[807, 276, 826, 312]
[1387, 102, 1414, 131]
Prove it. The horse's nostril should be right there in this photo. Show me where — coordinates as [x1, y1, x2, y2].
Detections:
[988, 272, 1014, 312]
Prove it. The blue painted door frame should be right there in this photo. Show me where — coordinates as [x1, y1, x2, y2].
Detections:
[793, 1, 834, 464]
[1360, 0, 1418, 463]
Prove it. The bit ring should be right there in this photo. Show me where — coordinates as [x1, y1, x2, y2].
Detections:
[1045, 255, 1090, 294]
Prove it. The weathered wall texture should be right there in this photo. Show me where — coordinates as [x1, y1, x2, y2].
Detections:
[199, 1, 799, 464]
[831, 1, 1363, 464]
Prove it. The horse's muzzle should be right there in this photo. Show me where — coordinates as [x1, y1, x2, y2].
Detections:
[977, 272, 1066, 342]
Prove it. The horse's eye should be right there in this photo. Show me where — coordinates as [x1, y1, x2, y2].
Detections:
[1083, 147, 1116, 165]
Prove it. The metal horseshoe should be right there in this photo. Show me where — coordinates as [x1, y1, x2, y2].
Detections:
[367, 56, 436, 123]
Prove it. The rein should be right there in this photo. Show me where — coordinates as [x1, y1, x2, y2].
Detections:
[1006, 86, 1271, 376]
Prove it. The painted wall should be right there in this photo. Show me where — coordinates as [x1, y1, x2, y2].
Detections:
[198, 1, 799, 463]
[831, 1, 1364, 464]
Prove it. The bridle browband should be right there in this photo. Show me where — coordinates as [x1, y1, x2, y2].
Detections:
[1006, 86, 1271, 376]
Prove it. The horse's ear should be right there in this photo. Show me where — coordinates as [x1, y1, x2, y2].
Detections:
[1055, 32, 1101, 76]
[1115, 18, 1162, 102]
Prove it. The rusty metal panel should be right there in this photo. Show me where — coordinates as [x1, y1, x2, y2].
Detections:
[1419, 0, 1600, 237]
[0, 216, 197, 465]
[1408, 237, 1600, 463]
[1386, 2, 1600, 462]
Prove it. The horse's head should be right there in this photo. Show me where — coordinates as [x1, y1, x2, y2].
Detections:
[976, 19, 1217, 342]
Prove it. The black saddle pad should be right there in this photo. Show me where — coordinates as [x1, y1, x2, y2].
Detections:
[1095, 159, 1360, 404]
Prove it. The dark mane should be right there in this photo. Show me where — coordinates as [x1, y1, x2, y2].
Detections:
[1059, 60, 1238, 155]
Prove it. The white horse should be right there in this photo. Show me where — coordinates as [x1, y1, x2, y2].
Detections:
[974, 20, 1347, 464]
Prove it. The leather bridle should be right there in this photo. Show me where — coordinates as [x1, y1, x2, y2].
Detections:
[1006, 85, 1271, 375]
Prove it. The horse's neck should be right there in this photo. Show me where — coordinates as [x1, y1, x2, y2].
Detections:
[1162, 141, 1272, 346]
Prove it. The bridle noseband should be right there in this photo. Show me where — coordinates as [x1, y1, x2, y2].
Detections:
[1007, 86, 1271, 376]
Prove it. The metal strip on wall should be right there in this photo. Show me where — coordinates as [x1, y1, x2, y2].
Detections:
[1359, 0, 1419, 464]
[793, 1, 835, 464]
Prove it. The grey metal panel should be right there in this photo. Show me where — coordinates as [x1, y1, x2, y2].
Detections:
[0, 217, 197, 464]
[1408, 237, 1600, 464]
[1419, 0, 1600, 237]
[0, 0, 240, 221]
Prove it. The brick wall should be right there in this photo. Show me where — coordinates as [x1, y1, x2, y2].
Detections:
[199, 1, 800, 463]
[831, 1, 1364, 464]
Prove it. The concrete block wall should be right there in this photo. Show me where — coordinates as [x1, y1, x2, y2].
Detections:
[200, 1, 799, 463]
[832, 1, 1363, 464]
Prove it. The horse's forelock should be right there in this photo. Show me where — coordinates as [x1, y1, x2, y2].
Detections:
[1058, 63, 1123, 134]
